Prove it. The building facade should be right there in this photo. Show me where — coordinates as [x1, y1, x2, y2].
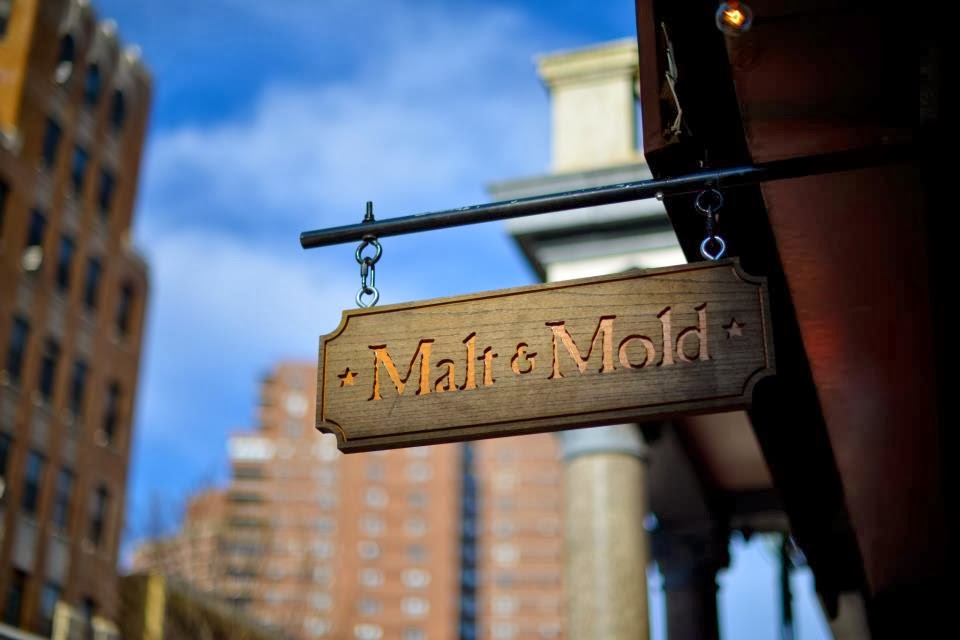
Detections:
[0, 0, 150, 636]
[218, 362, 461, 640]
[131, 490, 228, 596]
[473, 436, 565, 640]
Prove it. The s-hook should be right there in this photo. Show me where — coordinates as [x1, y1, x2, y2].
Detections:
[695, 188, 727, 260]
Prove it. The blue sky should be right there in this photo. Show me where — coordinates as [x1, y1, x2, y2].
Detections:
[92, 1, 830, 638]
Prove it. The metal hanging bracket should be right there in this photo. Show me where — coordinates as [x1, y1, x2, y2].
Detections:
[300, 145, 909, 250]
[354, 201, 382, 308]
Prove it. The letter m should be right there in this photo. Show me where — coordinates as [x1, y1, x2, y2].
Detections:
[546, 316, 615, 379]
[369, 340, 434, 400]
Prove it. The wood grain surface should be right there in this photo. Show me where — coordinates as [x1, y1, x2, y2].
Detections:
[317, 259, 774, 452]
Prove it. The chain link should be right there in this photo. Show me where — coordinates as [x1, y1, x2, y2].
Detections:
[695, 188, 727, 261]
[355, 234, 382, 308]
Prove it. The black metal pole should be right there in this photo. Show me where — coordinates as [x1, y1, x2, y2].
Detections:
[781, 535, 795, 640]
[300, 145, 908, 249]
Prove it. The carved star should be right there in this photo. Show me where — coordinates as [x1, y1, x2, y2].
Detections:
[338, 368, 358, 387]
[724, 318, 745, 338]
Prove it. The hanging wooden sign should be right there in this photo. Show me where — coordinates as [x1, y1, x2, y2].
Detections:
[317, 259, 774, 452]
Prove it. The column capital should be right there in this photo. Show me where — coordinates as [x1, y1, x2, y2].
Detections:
[557, 424, 647, 462]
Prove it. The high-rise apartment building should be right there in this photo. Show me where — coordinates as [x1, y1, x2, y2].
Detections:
[138, 362, 568, 640]
[130, 489, 228, 595]
[0, 0, 150, 636]
[473, 436, 565, 640]
[220, 362, 461, 640]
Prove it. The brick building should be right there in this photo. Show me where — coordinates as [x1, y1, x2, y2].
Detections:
[221, 362, 461, 640]
[135, 361, 569, 640]
[0, 0, 150, 635]
[131, 490, 228, 596]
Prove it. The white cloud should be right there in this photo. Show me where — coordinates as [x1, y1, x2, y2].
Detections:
[128, 0, 554, 459]
[137, 2, 553, 237]
[124, 0, 562, 542]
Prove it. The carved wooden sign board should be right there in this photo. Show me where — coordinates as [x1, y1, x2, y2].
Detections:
[317, 259, 774, 452]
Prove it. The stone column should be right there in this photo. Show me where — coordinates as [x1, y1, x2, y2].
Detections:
[560, 424, 649, 640]
[653, 527, 727, 640]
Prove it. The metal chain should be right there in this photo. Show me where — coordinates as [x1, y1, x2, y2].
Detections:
[695, 188, 727, 260]
[355, 202, 382, 307]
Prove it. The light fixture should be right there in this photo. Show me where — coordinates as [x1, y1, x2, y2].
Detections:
[715, 1, 753, 35]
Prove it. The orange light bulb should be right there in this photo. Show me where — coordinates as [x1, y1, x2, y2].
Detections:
[715, 1, 753, 35]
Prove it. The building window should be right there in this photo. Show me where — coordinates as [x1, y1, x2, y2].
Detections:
[80, 598, 95, 638]
[0, 432, 11, 479]
[83, 256, 101, 309]
[492, 543, 519, 566]
[232, 465, 264, 480]
[88, 485, 110, 546]
[460, 594, 478, 617]
[68, 360, 88, 417]
[314, 517, 335, 534]
[38, 583, 61, 636]
[25, 208, 46, 250]
[71, 146, 88, 193]
[403, 629, 426, 640]
[364, 486, 388, 508]
[5, 316, 30, 384]
[462, 569, 479, 589]
[310, 592, 332, 611]
[354, 624, 383, 640]
[102, 382, 121, 445]
[41, 118, 62, 169]
[360, 515, 385, 537]
[408, 490, 428, 508]
[0, 180, 8, 240]
[3, 570, 27, 627]
[405, 517, 427, 537]
[110, 90, 126, 130]
[312, 567, 332, 586]
[84, 64, 101, 106]
[228, 491, 262, 504]
[406, 462, 432, 483]
[22, 451, 45, 515]
[52, 468, 73, 530]
[401, 597, 429, 617]
[401, 569, 431, 589]
[97, 170, 114, 218]
[318, 492, 338, 509]
[115, 284, 134, 336]
[492, 519, 514, 537]
[357, 540, 380, 560]
[314, 467, 336, 485]
[492, 596, 517, 616]
[37, 338, 60, 403]
[357, 597, 382, 615]
[55, 34, 75, 83]
[358, 568, 383, 588]
[491, 623, 516, 640]
[0, 4, 9, 38]
[55, 235, 75, 292]
[304, 617, 330, 638]
[312, 541, 334, 559]
[406, 544, 427, 563]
